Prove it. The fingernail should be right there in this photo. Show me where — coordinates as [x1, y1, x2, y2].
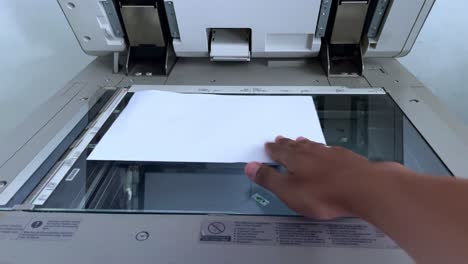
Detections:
[244, 162, 261, 180]
[296, 136, 307, 141]
[275, 135, 284, 142]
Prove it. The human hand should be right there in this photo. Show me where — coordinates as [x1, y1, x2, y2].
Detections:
[246, 137, 468, 264]
[244, 136, 383, 220]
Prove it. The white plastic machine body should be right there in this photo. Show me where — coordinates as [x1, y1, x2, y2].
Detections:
[168, 0, 323, 58]
[58, 0, 434, 59]
[4, 1, 468, 264]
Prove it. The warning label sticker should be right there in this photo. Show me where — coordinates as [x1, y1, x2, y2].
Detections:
[0, 217, 81, 241]
[200, 219, 398, 249]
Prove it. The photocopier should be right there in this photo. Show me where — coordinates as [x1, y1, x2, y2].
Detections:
[0, 0, 467, 263]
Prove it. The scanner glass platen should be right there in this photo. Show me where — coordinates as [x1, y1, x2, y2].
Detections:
[13, 90, 452, 215]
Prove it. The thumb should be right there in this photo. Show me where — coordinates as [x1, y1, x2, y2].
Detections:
[244, 162, 289, 196]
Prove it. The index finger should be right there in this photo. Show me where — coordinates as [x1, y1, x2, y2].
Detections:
[265, 137, 296, 167]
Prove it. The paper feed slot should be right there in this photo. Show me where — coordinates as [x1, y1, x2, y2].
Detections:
[209, 29, 251, 62]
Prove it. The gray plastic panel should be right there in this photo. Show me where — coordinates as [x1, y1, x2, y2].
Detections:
[166, 58, 329, 86]
[0, 211, 413, 264]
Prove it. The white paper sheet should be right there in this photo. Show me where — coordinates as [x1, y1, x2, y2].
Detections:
[87, 90, 326, 163]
